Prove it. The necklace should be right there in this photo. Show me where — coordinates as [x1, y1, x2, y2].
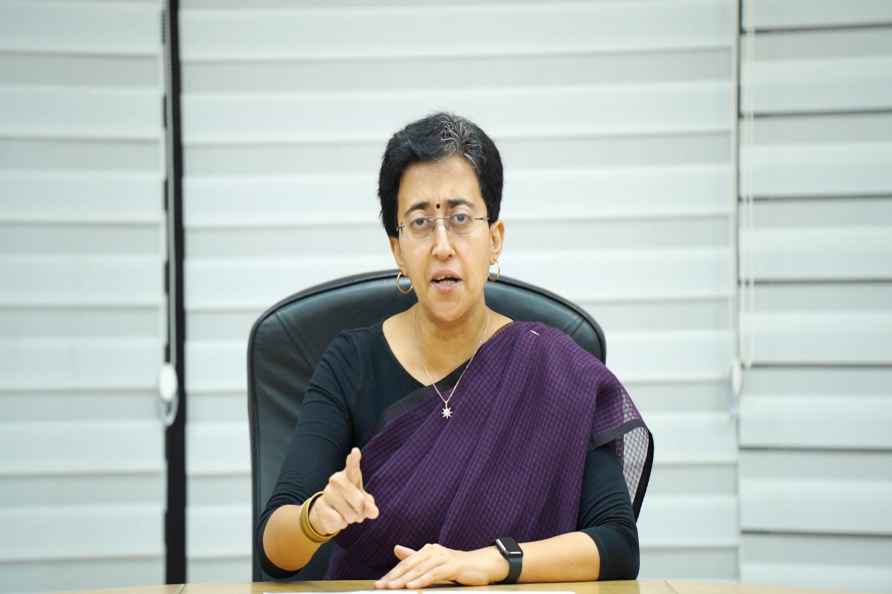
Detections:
[413, 307, 490, 419]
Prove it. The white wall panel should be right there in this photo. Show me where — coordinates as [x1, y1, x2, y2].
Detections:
[742, 28, 892, 114]
[0, 2, 160, 56]
[181, 0, 738, 580]
[0, 87, 160, 140]
[1, 505, 163, 561]
[739, 6, 892, 591]
[741, 367, 892, 450]
[740, 450, 892, 534]
[741, 533, 892, 593]
[743, 0, 892, 31]
[181, 1, 733, 60]
[0, 1, 167, 592]
[1, 173, 162, 223]
[184, 82, 732, 144]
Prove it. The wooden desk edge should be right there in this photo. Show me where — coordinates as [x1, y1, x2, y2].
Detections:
[52, 580, 864, 594]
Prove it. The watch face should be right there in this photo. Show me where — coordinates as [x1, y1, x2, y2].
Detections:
[497, 537, 523, 558]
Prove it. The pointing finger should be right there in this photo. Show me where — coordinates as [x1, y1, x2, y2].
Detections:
[345, 447, 363, 489]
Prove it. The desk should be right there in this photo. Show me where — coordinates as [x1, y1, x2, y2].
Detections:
[56, 581, 857, 594]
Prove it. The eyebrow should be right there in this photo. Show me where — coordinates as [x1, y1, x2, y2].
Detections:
[403, 198, 475, 217]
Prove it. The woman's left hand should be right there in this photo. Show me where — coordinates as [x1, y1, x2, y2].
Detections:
[375, 543, 507, 589]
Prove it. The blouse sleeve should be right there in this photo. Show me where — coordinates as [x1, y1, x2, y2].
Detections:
[577, 444, 640, 580]
[255, 332, 359, 578]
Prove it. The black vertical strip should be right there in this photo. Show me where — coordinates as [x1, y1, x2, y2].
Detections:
[162, 0, 187, 584]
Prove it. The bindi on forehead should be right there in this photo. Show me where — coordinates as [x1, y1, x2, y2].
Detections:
[435, 202, 441, 210]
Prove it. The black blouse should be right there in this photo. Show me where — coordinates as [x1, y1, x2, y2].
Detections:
[258, 322, 639, 580]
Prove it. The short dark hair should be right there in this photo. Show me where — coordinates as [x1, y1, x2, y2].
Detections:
[378, 112, 503, 238]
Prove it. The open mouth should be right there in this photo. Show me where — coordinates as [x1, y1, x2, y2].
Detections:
[431, 274, 461, 287]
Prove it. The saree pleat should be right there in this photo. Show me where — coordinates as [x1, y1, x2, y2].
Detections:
[325, 321, 652, 579]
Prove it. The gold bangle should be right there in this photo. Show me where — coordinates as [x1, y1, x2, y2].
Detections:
[299, 491, 334, 543]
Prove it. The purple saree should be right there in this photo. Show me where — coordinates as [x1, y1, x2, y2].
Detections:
[324, 321, 652, 579]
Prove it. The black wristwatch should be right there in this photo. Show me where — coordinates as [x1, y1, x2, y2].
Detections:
[494, 537, 523, 584]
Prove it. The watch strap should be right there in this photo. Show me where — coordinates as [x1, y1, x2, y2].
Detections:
[494, 537, 522, 584]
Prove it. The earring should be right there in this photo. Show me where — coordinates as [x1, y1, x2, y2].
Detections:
[488, 260, 501, 282]
[395, 271, 414, 295]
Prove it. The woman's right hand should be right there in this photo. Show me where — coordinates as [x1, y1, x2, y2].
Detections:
[308, 447, 380, 536]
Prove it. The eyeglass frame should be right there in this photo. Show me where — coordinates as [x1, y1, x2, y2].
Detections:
[396, 214, 491, 240]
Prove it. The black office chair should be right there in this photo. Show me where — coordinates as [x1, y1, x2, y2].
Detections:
[247, 269, 606, 581]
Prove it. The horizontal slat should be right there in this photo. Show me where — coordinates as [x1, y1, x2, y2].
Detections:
[740, 141, 892, 197]
[627, 380, 733, 414]
[189, 475, 250, 506]
[2, 390, 158, 422]
[0, 339, 162, 390]
[741, 533, 892, 593]
[0, 255, 163, 306]
[0, 504, 163, 561]
[742, 27, 892, 61]
[743, 312, 892, 364]
[185, 132, 732, 175]
[0, 306, 161, 340]
[742, 282, 892, 365]
[609, 331, 733, 383]
[740, 113, 892, 197]
[741, 21, 892, 116]
[743, 112, 892, 143]
[740, 450, 892, 535]
[0, 1, 161, 56]
[184, 48, 732, 93]
[0, 51, 160, 88]
[0, 474, 164, 507]
[188, 504, 250, 558]
[638, 495, 738, 547]
[0, 87, 162, 140]
[0, 223, 161, 255]
[187, 557, 252, 585]
[742, 0, 892, 31]
[0, 421, 163, 475]
[742, 56, 892, 114]
[640, 547, 738, 580]
[181, 1, 733, 61]
[508, 165, 733, 220]
[741, 227, 892, 280]
[741, 395, 892, 449]
[0, 138, 162, 172]
[0, 557, 164, 594]
[185, 165, 733, 227]
[749, 197, 892, 227]
[183, 82, 732, 145]
[475, 249, 731, 302]
[647, 463, 737, 496]
[186, 249, 732, 311]
[0, 172, 162, 223]
[741, 367, 892, 450]
[747, 281, 892, 311]
[188, 423, 249, 475]
[646, 413, 737, 465]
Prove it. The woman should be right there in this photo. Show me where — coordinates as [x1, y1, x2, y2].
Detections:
[258, 113, 652, 587]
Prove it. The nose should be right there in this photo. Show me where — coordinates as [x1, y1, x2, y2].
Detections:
[431, 220, 455, 259]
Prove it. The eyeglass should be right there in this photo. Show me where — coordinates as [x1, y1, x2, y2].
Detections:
[397, 213, 489, 241]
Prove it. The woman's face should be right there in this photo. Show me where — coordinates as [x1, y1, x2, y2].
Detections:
[389, 155, 504, 325]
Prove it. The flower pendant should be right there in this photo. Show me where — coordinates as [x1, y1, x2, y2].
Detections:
[441, 405, 453, 419]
